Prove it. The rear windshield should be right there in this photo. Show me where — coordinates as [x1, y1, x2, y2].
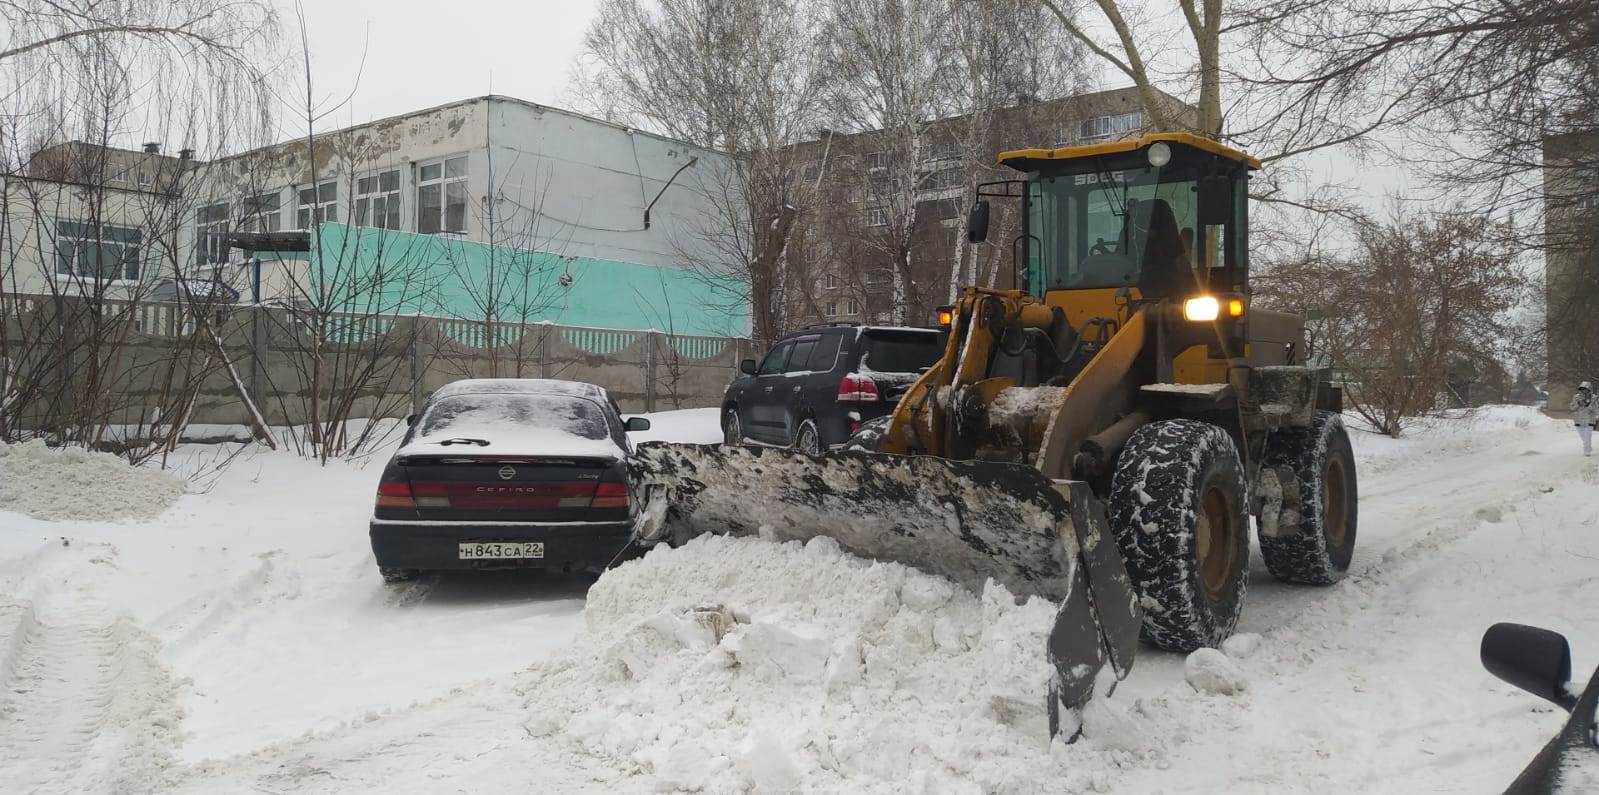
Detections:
[418, 394, 610, 440]
[860, 330, 941, 374]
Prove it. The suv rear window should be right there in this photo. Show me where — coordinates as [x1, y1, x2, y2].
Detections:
[419, 394, 610, 440]
[860, 330, 941, 374]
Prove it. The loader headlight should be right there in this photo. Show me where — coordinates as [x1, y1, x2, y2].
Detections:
[1183, 296, 1220, 321]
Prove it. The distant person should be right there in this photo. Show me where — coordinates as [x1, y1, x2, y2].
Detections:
[1571, 381, 1596, 456]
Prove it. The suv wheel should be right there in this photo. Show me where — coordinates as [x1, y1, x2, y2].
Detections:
[723, 408, 743, 446]
[794, 418, 823, 456]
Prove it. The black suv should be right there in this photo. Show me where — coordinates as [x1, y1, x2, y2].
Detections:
[721, 324, 943, 453]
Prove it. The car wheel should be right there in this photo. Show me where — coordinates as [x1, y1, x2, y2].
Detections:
[794, 418, 823, 456]
[723, 408, 743, 446]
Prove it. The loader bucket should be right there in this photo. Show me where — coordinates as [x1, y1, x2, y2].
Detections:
[627, 442, 1141, 730]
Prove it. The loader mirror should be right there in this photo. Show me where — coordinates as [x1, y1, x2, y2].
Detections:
[740, 358, 758, 375]
[1481, 622, 1578, 711]
[967, 199, 991, 243]
[1196, 176, 1233, 227]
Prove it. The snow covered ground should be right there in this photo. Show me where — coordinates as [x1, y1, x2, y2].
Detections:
[0, 404, 1595, 792]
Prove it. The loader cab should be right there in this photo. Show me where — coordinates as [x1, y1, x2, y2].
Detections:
[993, 133, 1258, 305]
[971, 133, 1263, 384]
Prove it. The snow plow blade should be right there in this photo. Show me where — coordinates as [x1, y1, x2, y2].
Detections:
[627, 442, 1140, 730]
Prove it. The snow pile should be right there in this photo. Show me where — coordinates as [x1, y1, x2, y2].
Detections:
[1184, 648, 1248, 695]
[1348, 404, 1558, 474]
[0, 440, 185, 521]
[516, 534, 1165, 792]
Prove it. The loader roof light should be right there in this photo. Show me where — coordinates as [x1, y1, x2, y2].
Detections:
[937, 308, 953, 327]
[1228, 298, 1245, 317]
[1184, 295, 1221, 322]
[1147, 141, 1172, 168]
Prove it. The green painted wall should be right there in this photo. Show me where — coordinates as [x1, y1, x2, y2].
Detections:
[292, 223, 748, 338]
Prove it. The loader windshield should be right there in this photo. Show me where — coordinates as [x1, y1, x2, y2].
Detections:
[1025, 159, 1243, 298]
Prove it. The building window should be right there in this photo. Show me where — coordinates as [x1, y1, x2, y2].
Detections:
[239, 192, 282, 233]
[356, 170, 401, 230]
[297, 181, 337, 228]
[866, 206, 889, 227]
[196, 202, 230, 265]
[924, 167, 962, 190]
[865, 151, 888, 172]
[138, 172, 153, 187]
[926, 140, 959, 162]
[109, 170, 128, 184]
[822, 272, 840, 289]
[1079, 111, 1144, 141]
[825, 299, 839, 316]
[417, 156, 468, 234]
[54, 220, 143, 282]
[843, 297, 859, 315]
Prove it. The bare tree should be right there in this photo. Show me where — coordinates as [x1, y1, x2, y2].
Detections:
[576, 0, 831, 345]
[0, 0, 278, 462]
[1256, 205, 1526, 436]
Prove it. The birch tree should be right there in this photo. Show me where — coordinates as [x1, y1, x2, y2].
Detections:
[576, 0, 831, 344]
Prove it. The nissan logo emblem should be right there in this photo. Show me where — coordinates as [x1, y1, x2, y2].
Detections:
[498, 465, 516, 480]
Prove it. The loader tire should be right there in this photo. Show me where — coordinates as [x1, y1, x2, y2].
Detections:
[1259, 411, 1357, 585]
[1109, 419, 1249, 652]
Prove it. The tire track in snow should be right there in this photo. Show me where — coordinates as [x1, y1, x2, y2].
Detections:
[0, 545, 183, 794]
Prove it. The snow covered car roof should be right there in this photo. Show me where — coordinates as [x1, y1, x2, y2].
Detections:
[427, 378, 611, 403]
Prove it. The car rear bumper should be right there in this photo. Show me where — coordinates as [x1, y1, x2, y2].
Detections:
[369, 518, 634, 573]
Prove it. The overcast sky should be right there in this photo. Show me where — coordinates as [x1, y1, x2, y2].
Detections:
[288, 0, 601, 132]
[283, 0, 1419, 244]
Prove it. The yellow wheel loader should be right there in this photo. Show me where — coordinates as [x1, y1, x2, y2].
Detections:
[630, 133, 1357, 737]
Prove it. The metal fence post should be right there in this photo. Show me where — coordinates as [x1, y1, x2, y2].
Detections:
[644, 331, 659, 413]
[409, 315, 428, 415]
[250, 304, 270, 423]
[538, 324, 552, 379]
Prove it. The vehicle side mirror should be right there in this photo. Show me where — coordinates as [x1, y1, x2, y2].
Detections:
[1196, 175, 1232, 227]
[1482, 622, 1578, 711]
[740, 358, 758, 375]
[967, 199, 991, 244]
[624, 417, 652, 432]
[405, 414, 417, 427]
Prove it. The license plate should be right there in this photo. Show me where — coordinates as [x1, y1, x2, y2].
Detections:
[458, 541, 545, 560]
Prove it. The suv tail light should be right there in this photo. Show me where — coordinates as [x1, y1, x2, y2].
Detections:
[837, 373, 881, 403]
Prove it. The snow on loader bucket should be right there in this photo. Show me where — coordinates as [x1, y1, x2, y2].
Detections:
[627, 441, 1142, 738]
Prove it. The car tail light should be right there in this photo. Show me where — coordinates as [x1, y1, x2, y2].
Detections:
[837, 373, 880, 403]
[412, 481, 451, 509]
[376, 480, 415, 509]
[591, 482, 629, 509]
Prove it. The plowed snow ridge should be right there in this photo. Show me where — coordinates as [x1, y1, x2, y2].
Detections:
[0, 548, 181, 794]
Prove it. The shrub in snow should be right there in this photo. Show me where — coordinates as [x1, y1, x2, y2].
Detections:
[0, 440, 185, 522]
[1184, 648, 1248, 695]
